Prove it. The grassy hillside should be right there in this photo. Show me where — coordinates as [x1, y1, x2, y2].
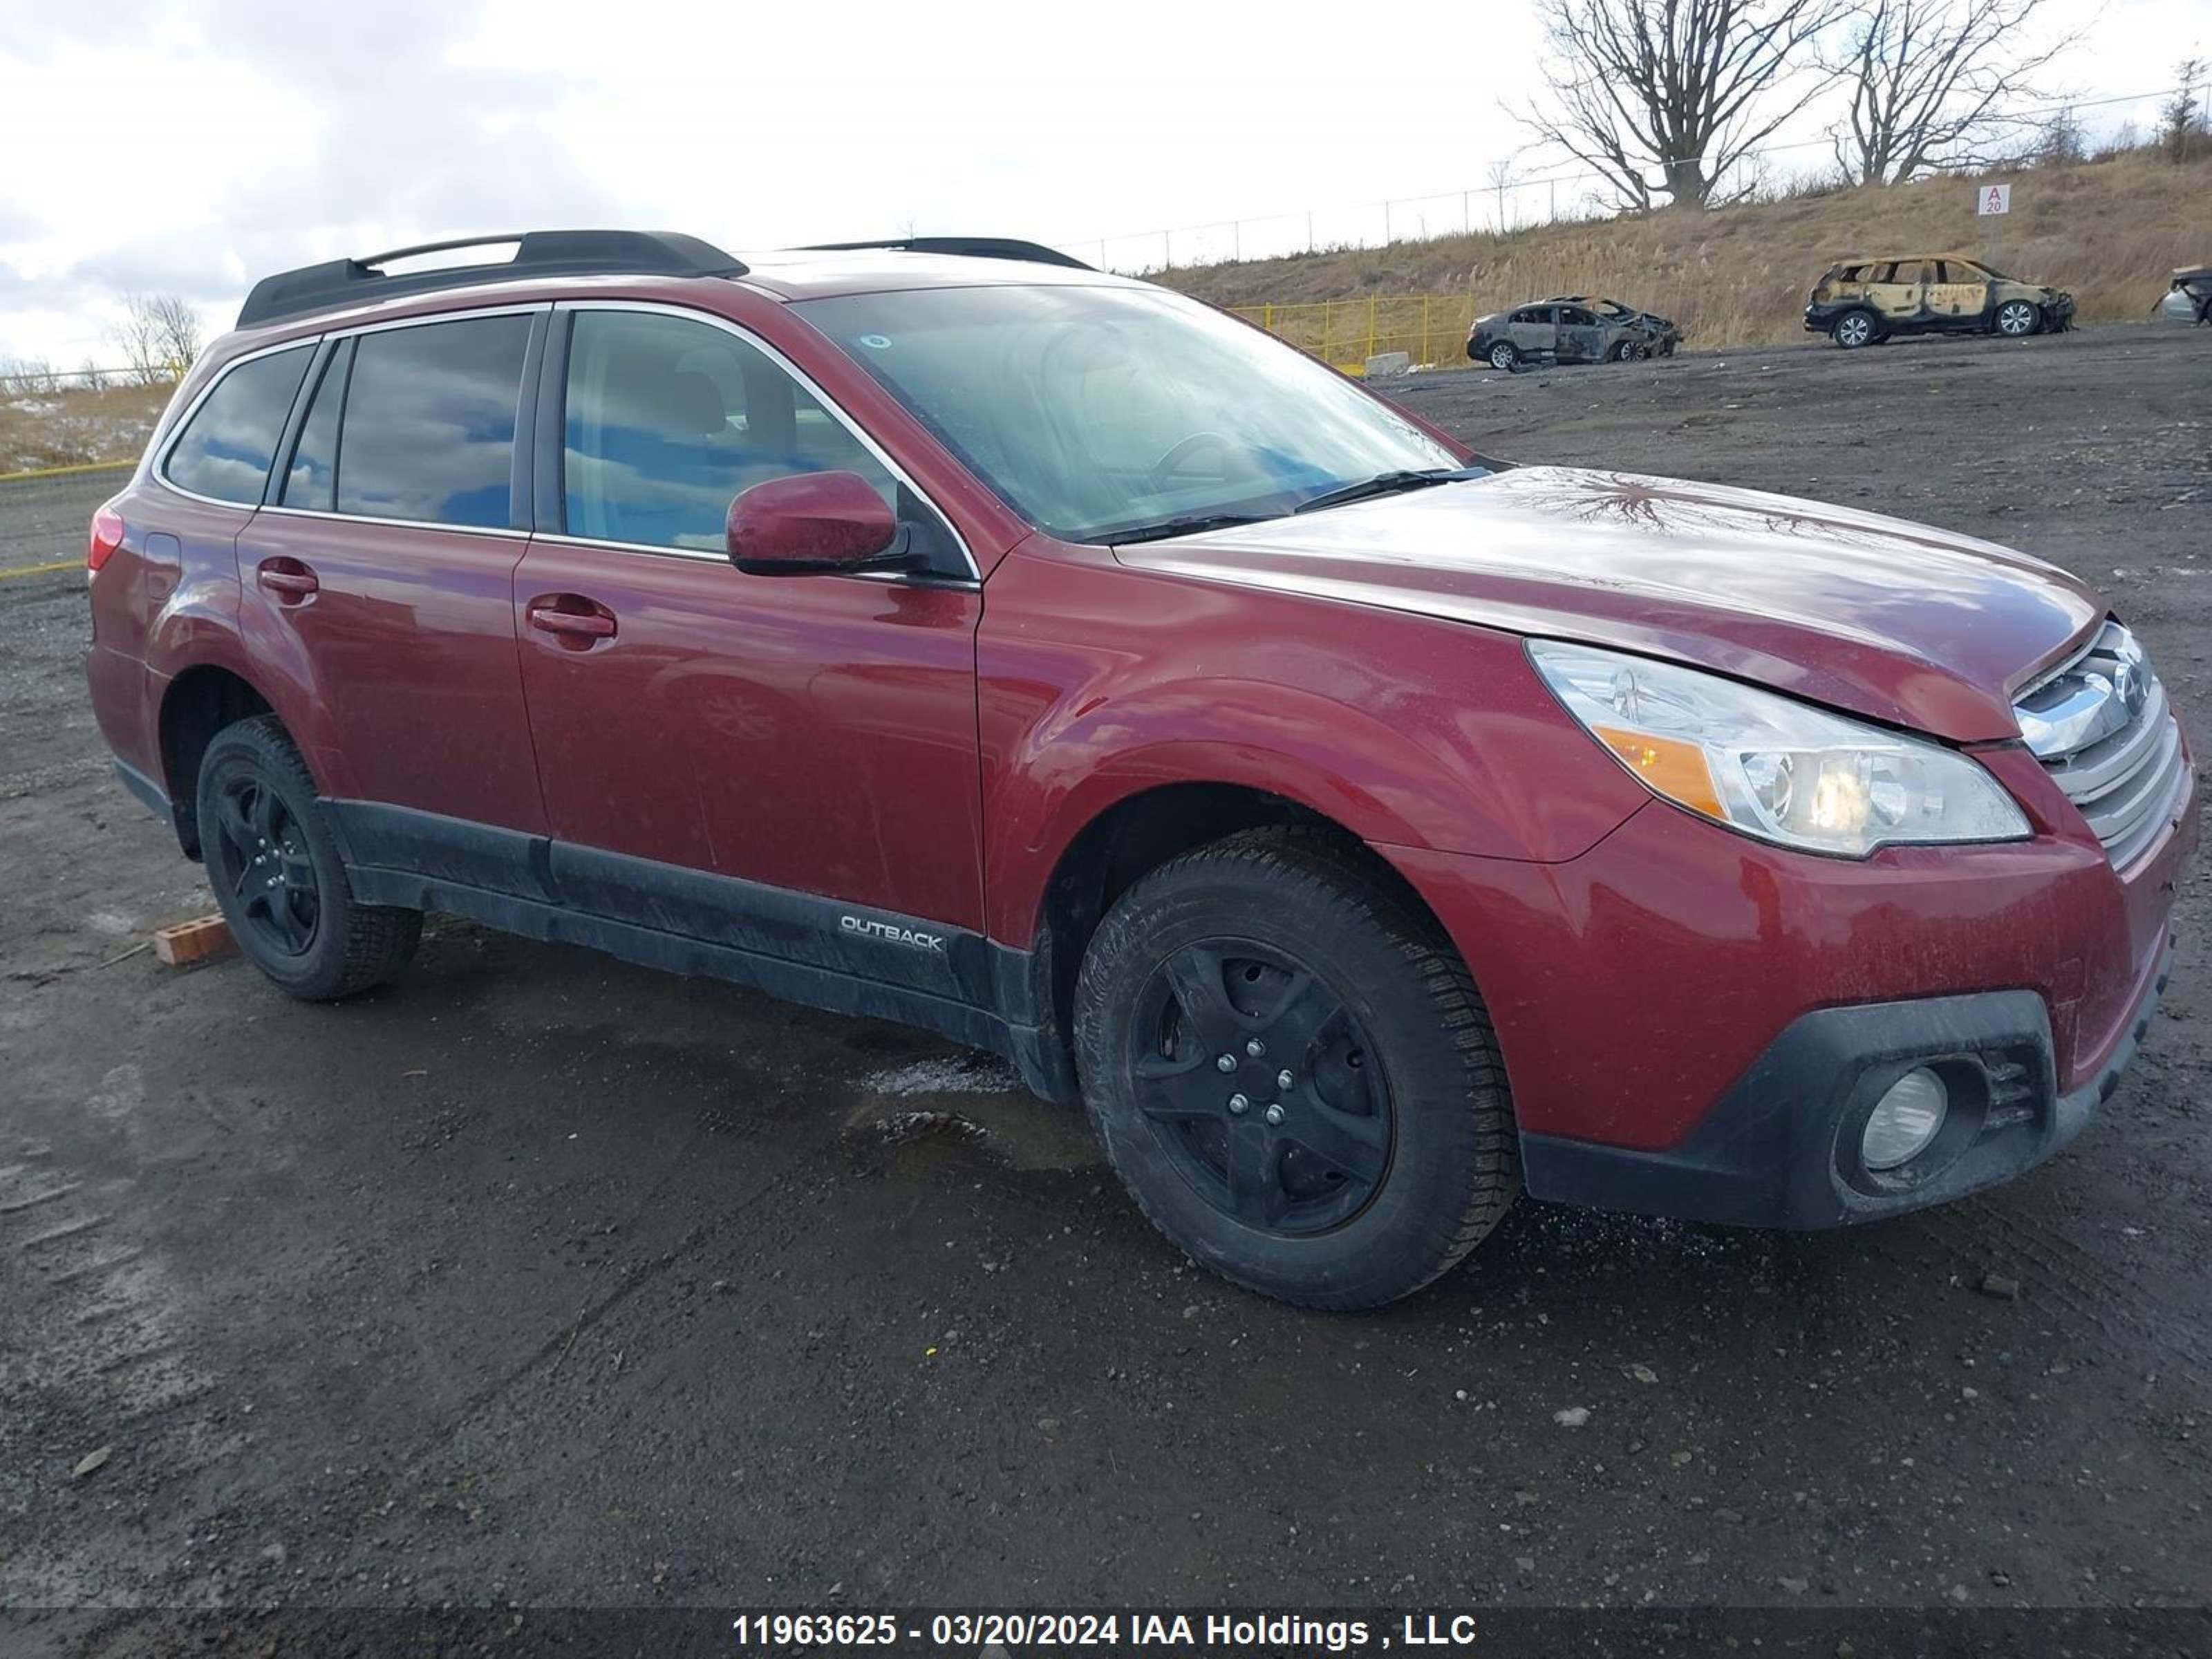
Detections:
[0, 381, 171, 474]
[1159, 147, 2212, 353]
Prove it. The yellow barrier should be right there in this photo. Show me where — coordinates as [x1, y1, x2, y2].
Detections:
[0, 458, 135, 485]
[1229, 294, 1478, 373]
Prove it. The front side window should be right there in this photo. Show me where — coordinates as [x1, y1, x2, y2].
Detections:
[336, 314, 531, 528]
[796, 284, 1470, 543]
[559, 309, 959, 569]
[165, 346, 313, 505]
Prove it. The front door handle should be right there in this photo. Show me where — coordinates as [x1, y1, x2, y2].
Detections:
[256, 557, 318, 602]
[525, 594, 618, 648]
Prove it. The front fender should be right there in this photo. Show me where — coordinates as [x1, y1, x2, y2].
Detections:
[977, 542, 1647, 944]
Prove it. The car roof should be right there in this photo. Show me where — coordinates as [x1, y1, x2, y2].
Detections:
[729, 247, 1141, 301]
[203, 240, 1149, 366]
[229, 230, 1133, 334]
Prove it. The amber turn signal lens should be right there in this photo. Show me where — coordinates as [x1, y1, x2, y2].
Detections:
[1591, 726, 1726, 818]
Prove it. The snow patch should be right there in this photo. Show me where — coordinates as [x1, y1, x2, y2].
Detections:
[859, 1056, 1022, 1098]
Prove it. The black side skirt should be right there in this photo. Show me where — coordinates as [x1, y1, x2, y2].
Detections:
[324, 800, 1078, 1104]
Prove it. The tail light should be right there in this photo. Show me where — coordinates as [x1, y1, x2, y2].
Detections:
[88, 505, 125, 577]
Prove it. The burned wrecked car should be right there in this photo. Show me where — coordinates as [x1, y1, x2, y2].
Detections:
[1806, 254, 2074, 348]
[1467, 301, 1653, 370]
[2160, 266, 2211, 326]
[1546, 294, 1681, 355]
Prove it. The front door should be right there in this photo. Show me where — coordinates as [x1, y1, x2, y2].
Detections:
[238, 310, 549, 846]
[1925, 259, 1990, 323]
[510, 304, 986, 939]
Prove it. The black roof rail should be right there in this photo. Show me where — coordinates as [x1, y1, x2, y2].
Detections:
[800, 237, 1093, 271]
[236, 230, 749, 328]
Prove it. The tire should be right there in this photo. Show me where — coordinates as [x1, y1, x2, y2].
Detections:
[1832, 309, 1879, 349]
[1611, 339, 1640, 363]
[1996, 299, 2041, 337]
[195, 715, 421, 1001]
[1486, 339, 1519, 371]
[1074, 827, 1518, 1310]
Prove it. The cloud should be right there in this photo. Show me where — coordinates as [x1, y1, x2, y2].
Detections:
[0, 0, 617, 358]
[0, 0, 2197, 363]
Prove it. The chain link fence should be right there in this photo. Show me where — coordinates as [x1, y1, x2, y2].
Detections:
[0, 462, 133, 580]
[1080, 85, 2197, 277]
[1229, 295, 1479, 373]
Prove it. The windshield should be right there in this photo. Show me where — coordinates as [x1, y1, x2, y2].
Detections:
[794, 284, 1473, 542]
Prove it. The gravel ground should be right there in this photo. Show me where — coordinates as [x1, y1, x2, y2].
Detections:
[2, 324, 2210, 1655]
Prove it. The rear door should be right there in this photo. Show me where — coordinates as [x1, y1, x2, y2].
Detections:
[1510, 306, 1559, 358]
[1865, 261, 1929, 329]
[510, 302, 986, 937]
[240, 308, 550, 872]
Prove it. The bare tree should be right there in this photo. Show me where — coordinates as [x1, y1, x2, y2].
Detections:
[2162, 58, 2207, 161]
[0, 357, 59, 395]
[2036, 103, 2086, 165]
[1824, 0, 2077, 185]
[1485, 156, 1519, 232]
[107, 291, 204, 385]
[1519, 0, 1852, 209]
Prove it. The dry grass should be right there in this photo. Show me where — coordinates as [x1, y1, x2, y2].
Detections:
[0, 381, 173, 475]
[1161, 147, 2212, 351]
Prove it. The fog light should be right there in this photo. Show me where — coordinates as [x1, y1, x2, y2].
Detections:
[1862, 1068, 1949, 1170]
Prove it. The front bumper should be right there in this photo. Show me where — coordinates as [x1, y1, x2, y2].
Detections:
[1517, 933, 2173, 1228]
[1389, 742, 2196, 1230]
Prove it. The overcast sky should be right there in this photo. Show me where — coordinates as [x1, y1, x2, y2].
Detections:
[0, 0, 2204, 366]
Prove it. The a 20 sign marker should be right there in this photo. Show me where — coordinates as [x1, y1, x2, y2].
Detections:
[1978, 184, 2012, 216]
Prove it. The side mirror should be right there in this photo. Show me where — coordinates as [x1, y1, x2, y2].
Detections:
[726, 471, 900, 576]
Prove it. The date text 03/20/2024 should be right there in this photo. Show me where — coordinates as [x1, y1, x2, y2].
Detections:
[730, 1612, 1483, 1649]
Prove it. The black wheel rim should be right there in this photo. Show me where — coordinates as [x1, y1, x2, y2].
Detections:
[210, 774, 320, 958]
[1127, 939, 1393, 1236]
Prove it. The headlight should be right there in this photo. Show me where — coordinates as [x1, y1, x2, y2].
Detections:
[1528, 641, 2030, 856]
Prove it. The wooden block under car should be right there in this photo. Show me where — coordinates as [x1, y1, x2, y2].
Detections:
[153, 915, 235, 967]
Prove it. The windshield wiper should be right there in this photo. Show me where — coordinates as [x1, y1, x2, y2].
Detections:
[1293, 467, 1485, 515]
[1103, 512, 1276, 546]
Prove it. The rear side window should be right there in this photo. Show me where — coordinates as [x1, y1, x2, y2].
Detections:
[336, 315, 531, 528]
[280, 340, 351, 510]
[164, 346, 313, 505]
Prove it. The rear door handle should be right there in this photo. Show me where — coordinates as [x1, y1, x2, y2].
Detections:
[525, 595, 618, 646]
[256, 558, 318, 601]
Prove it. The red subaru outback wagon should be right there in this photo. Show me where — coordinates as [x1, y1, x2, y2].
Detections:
[86, 230, 2195, 1308]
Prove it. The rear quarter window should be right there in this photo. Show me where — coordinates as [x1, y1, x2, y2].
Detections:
[164, 346, 314, 505]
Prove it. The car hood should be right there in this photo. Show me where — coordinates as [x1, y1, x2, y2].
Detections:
[1112, 466, 2103, 742]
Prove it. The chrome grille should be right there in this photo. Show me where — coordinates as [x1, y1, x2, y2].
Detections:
[2016, 621, 2190, 869]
